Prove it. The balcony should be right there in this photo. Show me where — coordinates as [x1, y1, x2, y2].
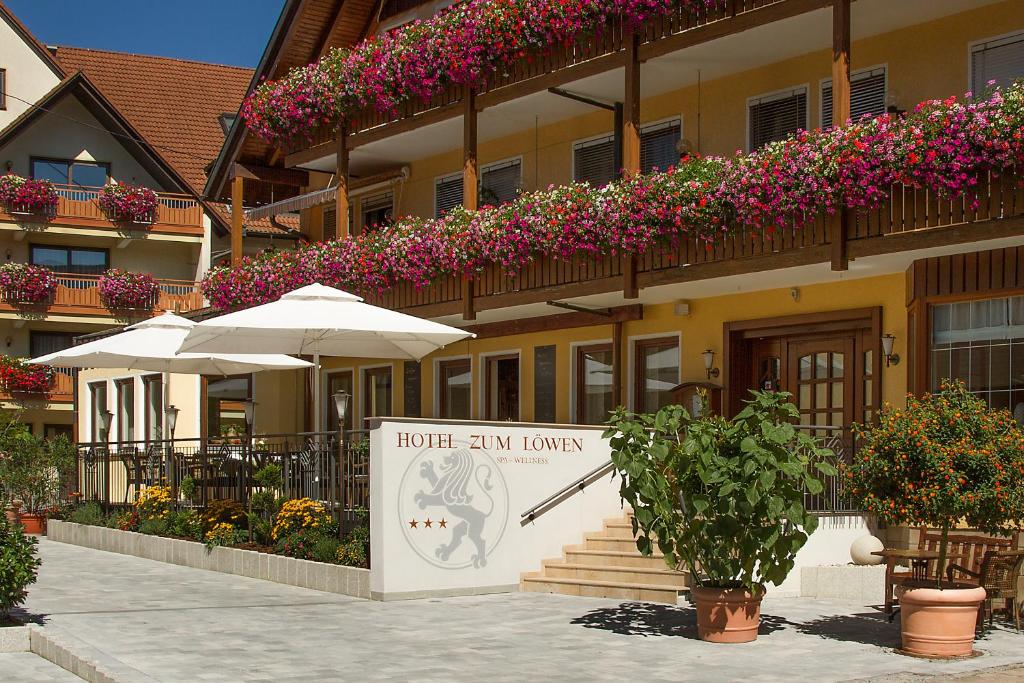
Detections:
[0, 272, 204, 318]
[0, 184, 204, 238]
[0, 367, 73, 404]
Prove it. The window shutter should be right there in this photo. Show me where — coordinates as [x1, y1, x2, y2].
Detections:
[972, 33, 1024, 92]
[323, 206, 336, 241]
[480, 159, 521, 206]
[749, 88, 807, 150]
[640, 119, 681, 173]
[573, 135, 616, 186]
[0, 69, 6, 110]
[361, 192, 393, 232]
[822, 67, 886, 128]
[435, 173, 463, 218]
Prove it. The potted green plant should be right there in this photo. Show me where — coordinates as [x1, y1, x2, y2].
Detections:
[845, 380, 1024, 658]
[0, 517, 40, 623]
[0, 415, 75, 534]
[605, 390, 835, 643]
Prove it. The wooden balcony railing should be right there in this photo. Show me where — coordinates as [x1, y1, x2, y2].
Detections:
[367, 172, 1024, 316]
[0, 184, 204, 236]
[0, 368, 73, 404]
[0, 272, 205, 316]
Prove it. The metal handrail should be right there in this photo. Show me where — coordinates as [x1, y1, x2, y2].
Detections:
[520, 459, 615, 521]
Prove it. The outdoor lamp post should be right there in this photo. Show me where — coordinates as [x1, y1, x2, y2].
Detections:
[333, 390, 350, 534]
[164, 404, 180, 491]
[165, 405, 179, 441]
[243, 399, 257, 435]
[98, 409, 113, 508]
[98, 409, 113, 444]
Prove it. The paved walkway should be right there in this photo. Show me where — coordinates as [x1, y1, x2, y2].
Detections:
[0, 651, 80, 681]
[18, 540, 1024, 682]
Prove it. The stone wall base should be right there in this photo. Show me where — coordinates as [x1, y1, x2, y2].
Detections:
[800, 564, 887, 605]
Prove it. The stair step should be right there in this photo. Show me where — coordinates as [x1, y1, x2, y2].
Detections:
[601, 520, 637, 539]
[543, 562, 688, 587]
[584, 535, 642, 551]
[564, 549, 670, 569]
[521, 576, 682, 604]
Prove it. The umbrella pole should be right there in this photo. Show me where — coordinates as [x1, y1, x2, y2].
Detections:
[313, 350, 321, 435]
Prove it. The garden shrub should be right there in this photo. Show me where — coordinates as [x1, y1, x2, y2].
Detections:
[115, 509, 139, 532]
[178, 476, 197, 503]
[67, 501, 107, 526]
[204, 522, 246, 549]
[0, 517, 40, 622]
[247, 513, 273, 546]
[134, 485, 173, 521]
[271, 498, 331, 541]
[138, 516, 170, 536]
[167, 510, 203, 541]
[337, 509, 369, 568]
[276, 527, 339, 562]
[200, 499, 247, 532]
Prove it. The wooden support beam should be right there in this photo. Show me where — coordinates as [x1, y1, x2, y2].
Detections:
[611, 321, 623, 409]
[230, 171, 244, 265]
[830, 211, 849, 271]
[831, 0, 851, 128]
[462, 90, 478, 320]
[622, 31, 641, 299]
[335, 126, 350, 241]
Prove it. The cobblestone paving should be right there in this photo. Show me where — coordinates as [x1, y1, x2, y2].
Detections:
[19, 540, 1024, 682]
[0, 651, 81, 681]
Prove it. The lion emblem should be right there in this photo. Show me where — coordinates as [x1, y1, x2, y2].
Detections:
[414, 449, 494, 568]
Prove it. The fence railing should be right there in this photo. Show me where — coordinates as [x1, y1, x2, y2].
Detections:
[795, 425, 856, 514]
[73, 430, 370, 524]
[0, 272, 204, 314]
[0, 368, 73, 403]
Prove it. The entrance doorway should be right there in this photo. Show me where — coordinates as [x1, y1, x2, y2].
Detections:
[485, 354, 519, 421]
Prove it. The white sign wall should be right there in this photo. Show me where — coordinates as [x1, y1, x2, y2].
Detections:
[369, 418, 622, 600]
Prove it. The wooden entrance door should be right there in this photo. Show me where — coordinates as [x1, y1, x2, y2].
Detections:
[787, 337, 856, 431]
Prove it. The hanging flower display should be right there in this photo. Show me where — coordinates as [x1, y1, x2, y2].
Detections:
[242, 0, 720, 144]
[0, 174, 59, 216]
[0, 356, 54, 394]
[205, 83, 1024, 311]
[0, 263, 58, 305]
[97, 269, 161, 310]
[97, 183, 159, 224]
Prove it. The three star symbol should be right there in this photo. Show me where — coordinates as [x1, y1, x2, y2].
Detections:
[407, 518, 448, 528]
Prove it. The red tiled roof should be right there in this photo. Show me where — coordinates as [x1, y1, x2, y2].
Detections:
[52, 46, 253, 195]
[209, 203, 303, 238]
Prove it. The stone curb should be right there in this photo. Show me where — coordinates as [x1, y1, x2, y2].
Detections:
[27, 625, 156, 683]
[47, 520, 370, 599]
[0, 625, 30, 652]
[800, 564, 886, 604]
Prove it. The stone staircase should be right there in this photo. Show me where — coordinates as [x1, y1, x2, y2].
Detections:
[520, 513, 689, 603]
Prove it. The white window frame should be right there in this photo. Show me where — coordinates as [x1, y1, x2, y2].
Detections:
[968, 30, 1024, 93]
[746, 84, 810, 152]
[358, 363, 394, 428]
[819, 64, 888, 128]
[433, 353, 473, 420]
[569, 338, 613, 425]
[477, 348, 522, 422]
[626, 332, 682, 412]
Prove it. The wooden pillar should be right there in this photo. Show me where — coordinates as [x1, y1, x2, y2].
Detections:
[830, 0, 851, 271]
[622, 30, 641, 298]
[230, 171, 244, 265]
[611, 321, 623, 409]
[335, 126, 350, 241]
[462, 89, 478, 321]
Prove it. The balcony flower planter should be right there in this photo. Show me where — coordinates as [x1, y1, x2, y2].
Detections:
[845, 381, 1024, 658]
[0, 174, 58, 218]
[0, 356, 54, 394]
[0, 263, 57, 306]
[97, 269, 161, 310]
[97, 183, 159, 225]
[605, 391, 836, 644]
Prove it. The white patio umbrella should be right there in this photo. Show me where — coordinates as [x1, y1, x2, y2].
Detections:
[177, 284, 474, 432]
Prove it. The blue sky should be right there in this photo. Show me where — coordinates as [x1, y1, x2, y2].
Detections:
[6, 0, 285, 67]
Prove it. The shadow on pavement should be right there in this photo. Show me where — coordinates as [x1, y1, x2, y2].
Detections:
[569, 601, 791, 639]
[794, 610, 899, 648]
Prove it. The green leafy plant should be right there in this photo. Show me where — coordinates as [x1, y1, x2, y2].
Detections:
[337, 507, 369, 568]
[178, 475, 197, 503]
[204, 522, 246, 550]
[0, 416, 74, 513]
[0, 517, 40, 622]
[276, 528, 339, 562]
[138, 516, 170, 536]
[845, 380, 1024, 586]
[66, 501, 108, 526]
[247, 513, 274, 546]
[200, 499, 247, 532]
[605, 390, 835, 592]
[165, 510, 203, 540]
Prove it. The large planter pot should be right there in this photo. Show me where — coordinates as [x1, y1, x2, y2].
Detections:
[692, 585, 764, 643]
[19, 513, 46, 535]
[897, 585, 987, 658]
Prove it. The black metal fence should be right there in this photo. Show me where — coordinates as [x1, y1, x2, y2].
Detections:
[74, 430, 370, 524]
[795, 425, 857, 514]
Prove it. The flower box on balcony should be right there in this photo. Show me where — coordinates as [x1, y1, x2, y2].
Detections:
[97, 269, 161, 310]
[0, 356, 54, 394]
[0, 263, 57, 306]
[97, 183, 159, 224]
[0, 174, 59, 218]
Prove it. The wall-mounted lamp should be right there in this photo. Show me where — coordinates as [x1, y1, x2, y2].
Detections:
[881, 334, 900, 367]
[702, 349, 720, 379]
[98, 409, 113, 439]
[164, 405, 179, 441]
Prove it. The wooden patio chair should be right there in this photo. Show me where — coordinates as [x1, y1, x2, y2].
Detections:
[116, 447, 143, 504]
[948, 550, 1024, 631]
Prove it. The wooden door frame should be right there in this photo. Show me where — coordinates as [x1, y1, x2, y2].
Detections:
[575, 342, 613, 424]
[484, 352, 520, 421]
[438, 357, 472, 419]
[362, 365, 393, 420]
[723, 307, 882, 417]
[632, 335, 680, 414]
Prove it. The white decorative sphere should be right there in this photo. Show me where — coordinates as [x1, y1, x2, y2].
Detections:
[850, 535, 885, 565]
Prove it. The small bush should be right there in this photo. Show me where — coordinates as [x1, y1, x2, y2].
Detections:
[200, 499, 247, 532]
[67, 501, 107, 526]
[134, 485, 173, 521]
[0, 518, 40, 621]
[167, 510, 203, 541]
[272, 498, 331, 541]
[247, 513, 273, 546]
[337, 514, 369, 568]
[138, 516, 169, 536]
[275, 528, 339, 562]
[204, 522, 245, 549]
[178, 476, 197, 503]
[114, 509, 139, 532]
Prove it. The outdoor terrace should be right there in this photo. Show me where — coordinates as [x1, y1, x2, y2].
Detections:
[0, 272, 205, 318]
[0, 368, 73, 404]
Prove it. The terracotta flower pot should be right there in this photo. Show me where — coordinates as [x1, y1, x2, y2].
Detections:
[692, 585, 764, 643]
[897, 585, 987, 658]
[19, 512, 46, 535]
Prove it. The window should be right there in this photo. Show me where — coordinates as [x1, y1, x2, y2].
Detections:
[89, 381, 108, 443]
[44, 424, 73, 441]
[435, 173, 463, 218]
[363, 366, 393, 420]
[29, 331, 78, 358]
[30, 158, 109, 189]
[361, 192, 394, 232]
[574, 119, 682, 185]
[821, 67, 887, 128]
[116, 379, 135, 444]
[218, 113, 237, 135]
[30, 245, 108, 275]
[485, 354, 519, 421]
[480, 159, 521, 206]
[634, 337, 679, 414]
[971, 32, 1024, 92]
[576, 343, 613, 425]
[0, 69, 6, 111]
[326, 370, 354, 433]
[438, 358, 471, 419]
[206, 375, 249, 439]
[930, 295, 1024, 420]
[748, 87, 808, 150]
[143, 374, 164, 443]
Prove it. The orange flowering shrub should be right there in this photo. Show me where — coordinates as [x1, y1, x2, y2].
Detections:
[845, 380, 1024, 579]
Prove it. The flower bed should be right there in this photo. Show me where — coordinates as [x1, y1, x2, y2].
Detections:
[97, 269, 160, 310]
[0, 356, 53, 394]
[205, 83, 1024, 311]
[243, 0, 719, 145]
[97, 183, 158, 223]
[0, 174, 58, 216]
[0, 263, 57, 305]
